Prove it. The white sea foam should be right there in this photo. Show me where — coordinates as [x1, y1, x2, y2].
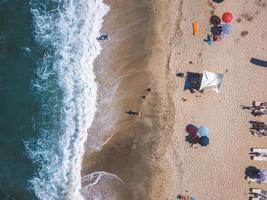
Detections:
[25, 0, 109, 199]
[81, 171, 130, 200]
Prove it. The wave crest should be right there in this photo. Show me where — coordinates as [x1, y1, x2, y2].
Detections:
[25, 1, 109, 199]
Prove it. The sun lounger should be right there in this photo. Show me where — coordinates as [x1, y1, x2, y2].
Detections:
[251, 197, 267, 200]
[251, 149, 267, 161]
[253, 109, 267, 116]
[253, 157, 267, 161]
[251, 188, 267, 197]
[251, 122, 267, 130]
[252, 149, 267, 154]
[248, 177, 258, 183]
[254, 102, 267, 108]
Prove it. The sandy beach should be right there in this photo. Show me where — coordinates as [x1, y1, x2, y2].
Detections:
[82, 0, 175, 199]
[82, 0, 267, 199]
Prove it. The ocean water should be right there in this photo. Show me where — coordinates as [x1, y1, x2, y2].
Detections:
[0, 0, 109, 199]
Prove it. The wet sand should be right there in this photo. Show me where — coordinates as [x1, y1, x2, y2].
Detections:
[82, 0, 267, 199]
[82, 0, 176, 199]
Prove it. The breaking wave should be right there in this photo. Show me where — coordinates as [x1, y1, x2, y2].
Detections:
[25, 0, 109, 199]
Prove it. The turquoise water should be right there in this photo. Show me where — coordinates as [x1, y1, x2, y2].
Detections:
[0, 0, 37, 199]
[0, 0, 109, 199]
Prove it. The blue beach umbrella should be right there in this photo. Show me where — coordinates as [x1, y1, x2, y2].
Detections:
[199, 136, 209, 146]
[198, 126, 209, 137]
[222, 23, 232, 34]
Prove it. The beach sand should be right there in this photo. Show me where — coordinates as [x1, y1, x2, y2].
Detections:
[82, 0, 267, 199]
[81, 0, 175, 199]
[150, 0, 267, 199]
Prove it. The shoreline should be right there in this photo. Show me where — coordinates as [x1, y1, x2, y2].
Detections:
[81, 0, 176, 199]
[82, 0, 267, 199]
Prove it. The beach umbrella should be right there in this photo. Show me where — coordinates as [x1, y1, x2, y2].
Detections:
[186, 124, 198, 136]
[210, 15, 221, 26]
[198, 126, 209, 137]
[222, 12, 233, 23]
[222, 23, 232, 34]
[213, 0, 224, 3]
[199, 136, 209, 146]
[211, 25, 222, 36]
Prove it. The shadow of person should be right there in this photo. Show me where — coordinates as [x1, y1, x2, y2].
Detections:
[125, 111, 140, 116]
[240, 105, 252, 110]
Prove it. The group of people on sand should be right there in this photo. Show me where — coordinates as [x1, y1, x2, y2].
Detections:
[125, 88, 153, 117]
[242, 101, 267, 117]
[243, 102, 267, 199]
[205, 11, 233, 45]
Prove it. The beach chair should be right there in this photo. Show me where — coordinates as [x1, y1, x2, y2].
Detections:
[252, 149, 267, 154]
[253, 109, 267, 116]
[253, 157, 267, 161]
[251, 197, 267, 200]
[251, 149, 267, 161]
[251, 122, 267, 136]
[254, 102, 267, 108]
[251, 188, 267, 198]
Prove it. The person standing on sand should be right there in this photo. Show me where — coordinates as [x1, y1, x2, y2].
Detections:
[126, 111, 141, 116]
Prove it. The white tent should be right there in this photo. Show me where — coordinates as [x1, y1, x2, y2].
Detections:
[199, 71, 224, 93]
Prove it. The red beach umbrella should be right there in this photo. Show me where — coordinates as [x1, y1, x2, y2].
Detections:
[222, 12, 233, 23]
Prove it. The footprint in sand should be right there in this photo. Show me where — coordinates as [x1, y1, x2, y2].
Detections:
[255, 0, 266, 8]
[240, 31, 249, 37]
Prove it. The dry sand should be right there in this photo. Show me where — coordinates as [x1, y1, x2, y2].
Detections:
[151, 0, 267, 199]
[82, 0, 267, 199]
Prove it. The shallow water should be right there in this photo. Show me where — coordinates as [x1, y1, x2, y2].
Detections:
[0, 0, 109, 199]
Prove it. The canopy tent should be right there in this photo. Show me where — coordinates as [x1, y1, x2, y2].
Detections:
[184, 71, 224, 93]
[199, 71, 224, 93]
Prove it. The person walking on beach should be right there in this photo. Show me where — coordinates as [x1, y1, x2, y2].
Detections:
[126, 111, 141, 116]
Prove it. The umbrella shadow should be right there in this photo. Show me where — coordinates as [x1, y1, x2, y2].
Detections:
[250, 58, 267, 68]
